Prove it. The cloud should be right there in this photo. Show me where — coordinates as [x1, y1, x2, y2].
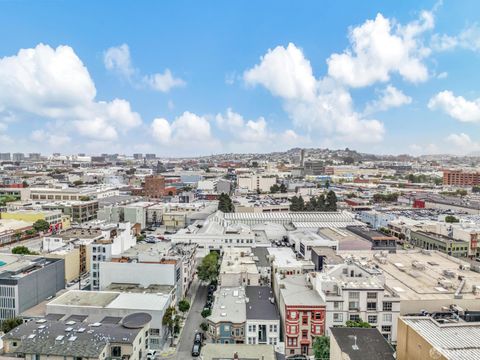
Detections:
[30, 129, 71, 147]
[428, 91, 480, 122]
[243, 43, 385, 143]
[103, 44, 135, 79]
[327, 12, 433, 87]
[143, 69, 185, 92]
[364, 85, 412, 114]
[244, 43, 316, 101]
[408, 143, 439, 155]
[104, 44, 185, 93]
[446, 133, 480, 153]
[151, 111, 218, 150]
[0, 43, 142, 142]
[431, 24, 480, 52]
[437, 71, 448, 79]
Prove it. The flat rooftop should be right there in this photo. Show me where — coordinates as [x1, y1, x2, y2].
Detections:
[209, 286, 246, 324]
[49, 290, 120, 307]
[338, 250, 480, 301]
[276, 274, 324, 306]
[0, 219, 33, 232]
[49, 228, 103, 240]
[318, 227, 372, 251]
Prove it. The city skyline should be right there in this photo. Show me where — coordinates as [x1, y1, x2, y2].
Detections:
[1, 0, 480, 156]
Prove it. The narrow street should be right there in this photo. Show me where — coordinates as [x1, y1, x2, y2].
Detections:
[175, 283, 208, 359]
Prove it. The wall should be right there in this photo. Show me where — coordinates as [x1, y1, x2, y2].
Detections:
[99, 262, 175, 289]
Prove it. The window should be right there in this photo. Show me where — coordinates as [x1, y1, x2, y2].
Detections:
[367, 292, 377, 299]
[302, 330, 308, 339]
[333, 313, 343, 322]
[269, 324, 277, 332]
[348, 291, 360, 299]
[248, 324, 256, 332]
[302, 316, 308, 325]
[383, 314, 392, 322]
[333, 301, 342, 310]
[111, 346, 122, 357]
[383, 302, 393, 311]
[349, 314, 360, 322]
[349, 301, 359, 311]
[382, 325, 392, 333]
[313, 325, 322, 334]
[368, 315, 377, 324]
[367, 302, 377, 311]
[289, 311, 297, 319]
[224, 325, 230, 331]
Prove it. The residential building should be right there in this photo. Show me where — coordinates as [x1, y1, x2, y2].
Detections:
[245, 286, 280, 346]
[219, 248, 260, 287]
[0, 153, 11, 161]
[30, 185, 119, 201]
[42, 200, 99, 223]
[0, 254, 64, 321]
[237, 175, 276, 193]
[330, 327, 395, 360]
[3, 312, 152, 360]
[208, 286, 246, 344]
[311, 261, 401, 343]
[144, 175, 165, 199]
[443, 169, 480, 186]
[275, 274, 326, 357]
[90, 223, 137, 290]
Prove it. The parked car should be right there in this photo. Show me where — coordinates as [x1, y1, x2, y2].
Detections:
[194, 332, 202, 344]
[146, 350, 157, 360]
[191, 343, 201, 357]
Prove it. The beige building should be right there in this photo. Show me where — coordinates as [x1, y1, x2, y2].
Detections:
[397, 316, 480, 360]
[219, 247, 260, 287]
[162, 212, 187, 231]
[237, 175, 277, 193]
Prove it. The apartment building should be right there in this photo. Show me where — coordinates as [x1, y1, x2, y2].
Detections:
[144, 175, 165, 199]
[245, 286, 280, 346]
[311, 261, 401, 343]
[90, 223, 136, 290]
[275, 274, 326, 357]
[443, 169, 480, 186]
[237, 175, 276, 193]
[219, 248, 260, 287]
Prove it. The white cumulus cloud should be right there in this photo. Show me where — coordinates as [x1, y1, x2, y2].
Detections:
[431, 24, 480, 52]
[428, 91, 480, 122]
[243, 44, 385, 143]
[0, 43, 142, 142]
[327, 11, 433, 87]
[103, 44, 135, 79]
[143, 69, 185, 93]
[364, 85, 412, 114]
[446, 133, 480, 154]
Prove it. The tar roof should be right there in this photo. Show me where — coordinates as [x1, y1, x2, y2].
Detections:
[330, 327, 395, 360]
[246, 286, 279, 321]
[4, 317, 144, 358]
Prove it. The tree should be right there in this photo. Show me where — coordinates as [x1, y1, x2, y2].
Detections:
[324, 180, 330, 189]
[313, 336, 330, 360]
[279, 183, 287, 193]
[270, 184, 280, 193]
[178, 299, 190, 314]
[73, 180, 83, 187]
[136, 234, 146, 242]
[22, 180, 29, 188]
[25, 229, 37, 236]
[197, 252, 220, 283]
[33, 219, 50, 233]
[201, 308, 212, 318]
[12, 246, 37, 255]
[1, 317, 23, 333]
[218, 193, 234, 213]
[445, 215, 459, 223]
[79, 196, 90, 201]
[162, 306, 177, 345]
[346, 320, 372, 328]
[325, 190, 337, 211]
[200, 322, 208, 332]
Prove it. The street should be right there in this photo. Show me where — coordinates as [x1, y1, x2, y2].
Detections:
[175, 283, 207, 360]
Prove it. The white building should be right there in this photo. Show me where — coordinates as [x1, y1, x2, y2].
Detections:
[310, 261, 401, 343]
[245, 286, 280, 346]
[237, 175, 277, 193]
[90, 222, 136, 290]
[288, 230, 338, 259]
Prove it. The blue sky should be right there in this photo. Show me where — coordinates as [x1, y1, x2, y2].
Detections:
[0, 0, 479, 156]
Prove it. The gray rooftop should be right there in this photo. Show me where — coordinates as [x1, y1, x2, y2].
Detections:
[4, 315, 149, 358]
[252, 247, 270, 268]
[330, 327, 395, 360]
[246, 286, 279, 321]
